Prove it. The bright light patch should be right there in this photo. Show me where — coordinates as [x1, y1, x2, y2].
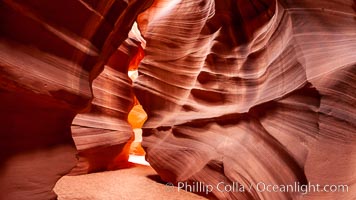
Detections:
[128, 155, 150, 166]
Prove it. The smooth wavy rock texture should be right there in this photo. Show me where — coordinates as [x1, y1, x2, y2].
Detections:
[0, 0, 152, 199]
[70, 36, 142, 174]
[135, 0, 356, 199]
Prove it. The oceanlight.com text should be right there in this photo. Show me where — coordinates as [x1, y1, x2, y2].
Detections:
[165, 181, 349, 195]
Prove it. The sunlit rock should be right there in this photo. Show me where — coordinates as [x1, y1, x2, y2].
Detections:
[135, 0, 356, 199]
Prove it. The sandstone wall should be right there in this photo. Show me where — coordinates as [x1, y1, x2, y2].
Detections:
[135, 0, 356, 199]
[0, 0, 152, 199]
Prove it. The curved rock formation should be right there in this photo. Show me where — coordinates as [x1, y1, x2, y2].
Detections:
[135, 0, 356, 199]
[70, 37, 141, 174]
[0, 0, 152, 199]
[1, 0, 355, 199]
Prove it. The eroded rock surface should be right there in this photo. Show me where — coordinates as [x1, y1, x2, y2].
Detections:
[0, 0, 152, 199]
[135, 0, 356, 199]
[70, 37, 143, 174]
[1, 0, 355, 199]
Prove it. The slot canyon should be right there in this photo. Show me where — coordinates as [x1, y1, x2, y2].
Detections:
[0, 0, 355, 199]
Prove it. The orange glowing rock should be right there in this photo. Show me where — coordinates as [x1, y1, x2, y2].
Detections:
[127, 103, 147, 157]
[130, 142, 146, 156]
[108, 136, 136, 170]
[128, 104, 148, 129]
[129, 129, 146, 156]
[128, 46, 145, 71]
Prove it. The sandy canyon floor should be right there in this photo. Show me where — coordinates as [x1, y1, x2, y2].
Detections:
[54, 164, 207, 200]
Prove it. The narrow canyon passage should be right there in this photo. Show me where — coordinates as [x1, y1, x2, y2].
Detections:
[0, 0, 355, 200]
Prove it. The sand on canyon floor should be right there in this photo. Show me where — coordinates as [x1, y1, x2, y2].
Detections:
[54, 164, 207, 200]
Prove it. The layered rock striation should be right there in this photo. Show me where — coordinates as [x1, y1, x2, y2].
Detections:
[70, 35, 144, 174]
[135, 0, 356, 199]
[0, 0, 152, 199]
[1, 0, 355, 199]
